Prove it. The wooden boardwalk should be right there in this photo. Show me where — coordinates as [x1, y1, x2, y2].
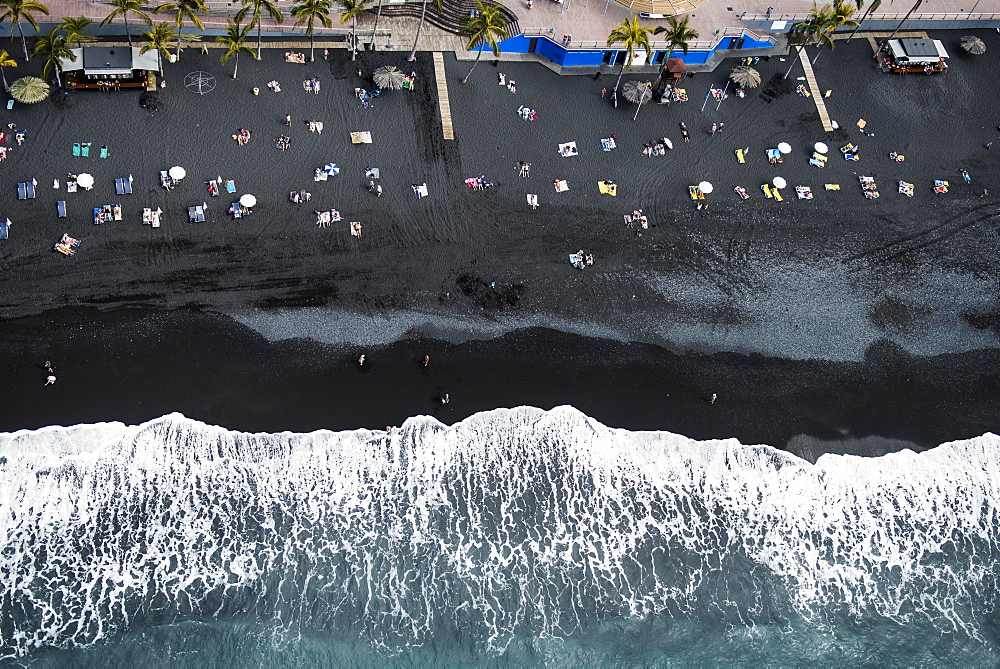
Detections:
[796, 47, 834, 132]
[432, 52, 455, 141]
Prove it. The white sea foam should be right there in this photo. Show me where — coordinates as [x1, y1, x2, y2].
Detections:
[0, 408, 998, 659]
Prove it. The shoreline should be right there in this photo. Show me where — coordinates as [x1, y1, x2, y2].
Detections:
[1, 306, 996, 463]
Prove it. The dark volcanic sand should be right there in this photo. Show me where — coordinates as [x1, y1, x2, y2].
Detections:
[0, 33, 997, 452]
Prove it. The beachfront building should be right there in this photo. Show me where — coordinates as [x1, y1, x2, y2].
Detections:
[57, 46, 160, 90]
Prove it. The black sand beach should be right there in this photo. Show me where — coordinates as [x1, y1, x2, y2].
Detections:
[0, 32, 997, 455]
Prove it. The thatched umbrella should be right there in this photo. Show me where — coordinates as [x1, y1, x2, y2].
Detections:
[373, 65, 407, 90]
[10, 77, 50, 104]
[730, 65, 761, 88]
[622, 80, 653, 104]
[960, 35, 986, 54]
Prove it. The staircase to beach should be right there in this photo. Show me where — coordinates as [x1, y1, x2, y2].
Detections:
[374, 0, 521, 43]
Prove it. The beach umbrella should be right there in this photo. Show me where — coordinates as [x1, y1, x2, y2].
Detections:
[961, 36, 986, 54]
[729, 65, 761, 88]
[9, 77, 50, 104]
[772, 176, 787, 189]
[814, 141, 829, 154]
[169, 166, 186, 180]
[373, 65, 407, 90]
[76, 173, 94, 188]
[698, 181, 714, 194]
[777, 142, 792, 154]
[324, 163, 340, 175]
[240, 194, 257, 207]
[622, 80, 653, 105]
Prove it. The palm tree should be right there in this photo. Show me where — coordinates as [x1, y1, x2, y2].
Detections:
[291, 0, 331, 61]
[878, 0, 922, 55]
[813, 0, 857, 62]
[155, 0, 207, 61]
[338, 0, 370, 62]
[368, 0, 383, 51]
[653, 15, 698, 57]
[607, 14, 651, 105]
[0, 0, 50, 60]
[32, 28, 73, 87]
[9, 75, 48, 102]
[406, 0, 443, 62]
[785, 7, 830, 76]
[845, 0, 882, 43]
[217, 19, 256, 79]
[459, 0, 508, 84]
[651, 15, 697, 101]
[140, 22, 175, 76]
[57, 16, 95, 47]
[0, 49, 15, 90]
[101, 0, 153, 48]
[236, 0, 283, 58]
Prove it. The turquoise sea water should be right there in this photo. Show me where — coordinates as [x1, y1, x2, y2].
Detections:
[4, 408, 999, 666]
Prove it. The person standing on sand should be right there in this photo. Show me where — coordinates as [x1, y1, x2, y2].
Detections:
[710, 393, 717, 404]
[285, 114, 291, 126]
[710, 123, 718, 136]
[45, 373, 56, 386]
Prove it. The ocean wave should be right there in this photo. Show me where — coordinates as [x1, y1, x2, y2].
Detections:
[1, 408, 998, 660]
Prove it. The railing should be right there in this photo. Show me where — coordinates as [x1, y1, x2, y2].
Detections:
[520, 25, 767, 51]
[741, 11, 1000, 22]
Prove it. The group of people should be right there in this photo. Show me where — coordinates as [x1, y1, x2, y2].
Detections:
[266, 80, 282, 93]
[274, 135, 291, 151]
[570, 250, 595, 270]
[284, 52, 306, 63]
[307, 120, 324, 134]
[642, 139, 671, 156]
[625, 209, 649, 236]
[289, 190, 312, 203]
[465, 175, 494, 190]
[498, 73, 517, 93]
[302, 78, 321, 94]
[679, 122, 691, 142]
[233, 128, 252, 145]
[517, 106, 538, 121]
[518, 162, 532, 177]
[315, 209, 341, 227]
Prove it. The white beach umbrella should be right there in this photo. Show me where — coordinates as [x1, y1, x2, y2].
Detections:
[814, 142, 828, 154]
[698, 181, 714, 194]
[240, 194, 257, 207]
[76, 173, 94, 188]
[777, 142, 792, 155]
[169, 166, 186, 180]
[772, 176, 787, 189]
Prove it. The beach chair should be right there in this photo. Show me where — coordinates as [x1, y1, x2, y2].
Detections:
[688, 186, 704, 201]
[412, 183, 429, 198]
[225, 179, 236, 193]
[72, 143, 81, 157]
[761, 184, 773, 198]
[26, 182, 34, 199]
[230, 202, 243, 218]
[81, 143, 91, 157]
[57, 201, 66, 217]
[734, 186, 750, 200]
[844, 152, 859, 161]
[795, 186, 814, 200]
[841, 143, 857, 154]
[17, 182, 25, 200]
[824, 184, 841, 191]
[0, 218, 8, 240]
[115, 178, 126, 195]
[809, 157, 825, 168]
[735, 148, 746, 164]
[188, 205, 206, 222]
[554, 179, 569, 193]
[99, 146, 109, 159]
[899, 181, 914, 197]
[773, 188, 784, 202]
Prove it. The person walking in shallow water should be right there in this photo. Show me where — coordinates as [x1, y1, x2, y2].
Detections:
[423, 355, 430, 367]
[441, 393, 449, 404]
[358, 354, 365, 367]
[710, 393, 717, 404]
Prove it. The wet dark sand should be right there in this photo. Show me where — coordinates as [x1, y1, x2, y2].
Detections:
[0, 33, 997, 453]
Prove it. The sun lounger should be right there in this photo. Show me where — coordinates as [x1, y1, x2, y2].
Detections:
[229, 202, 243, 218]
[773, 188, 784, 201]
[841, 143, 857, 154]
[761, 184, 773, 198]
[809, 157, 825, 168]
[859, 176, 877, 190]
[766, 148, 783, 165]
[795, 186, 814, 199]
[824, 184, 841, 191]
[933, 179, 949, 194]
[601, 138, 616, 151]
[598, 181, 617, 196]
[57, 201, 66, 217]
[188, 204, 206, 222]
[225, 179, 235, 193]
[17, 182, 25, 200]
[688, 186, 705, 200]
[558, 141, 579, 157]
[734, 186, 749, 199]
[81, 143, 91, 157]
[865, 190, 879, 199]
[735, 148, 746, 164]
[99, 145, 109, 159]
[554, 179, 569, 193]
[527, 194, 538, 209]
[899, 181, 914, 197]
[6, 100, 13, 110]
[54, 234, 79, 256]
[115, 178, 132, 195]
[0, 218, 8, 240]
[844, 153, 859, 161]
[412, 183, 428, 198]
[72, 142, 81, 157]
[672, 88, 688, 102]
[67, 180, 77, 193]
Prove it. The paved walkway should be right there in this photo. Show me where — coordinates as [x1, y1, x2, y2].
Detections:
[432, 52, 454, 140]
[795, 46, 833, 132]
